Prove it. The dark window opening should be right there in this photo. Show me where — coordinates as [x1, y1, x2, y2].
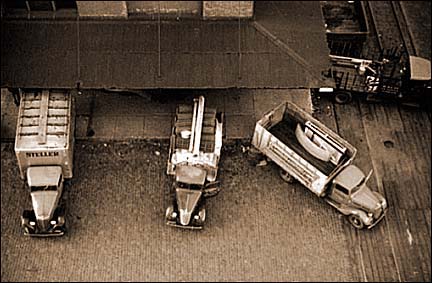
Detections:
[4, 0, 27, 10]
[31, 185, 58, 192]
[2, 0, 77, 18]
[28, 1, 53, 11]
[55, 0, 77, 10]
[335, 184, 349, 195]
[58, 174, 62, 187]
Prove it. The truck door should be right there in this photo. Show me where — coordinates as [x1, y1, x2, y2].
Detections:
[330, 183, 350, 205]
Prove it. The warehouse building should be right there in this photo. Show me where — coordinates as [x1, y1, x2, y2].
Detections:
[1, 1, 331, 89]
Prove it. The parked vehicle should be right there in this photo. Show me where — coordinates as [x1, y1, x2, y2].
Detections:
[321, 54, 431, 106]
[166, 96, 223, 229]
[321, 1, 369, 57]
[252, 101, 387, 229]
[15, 90, 75, 236]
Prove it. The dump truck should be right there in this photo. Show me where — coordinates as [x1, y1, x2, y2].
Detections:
[15, 90, 75, 236]
[252, 101, 387, 229]
[320, 54, 431, 106]
[166, 96, 223, 229]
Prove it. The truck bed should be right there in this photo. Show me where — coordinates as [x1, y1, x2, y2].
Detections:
[173, 104, 217, 153]
[321, 1, 368, 33]
[14, 90, 74, 179]
[15, 90, 73, 150]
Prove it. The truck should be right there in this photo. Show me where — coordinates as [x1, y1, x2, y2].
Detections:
[165, 96, 223, 229]
[321, 1, 370, 57]
[15, 89, 75, 236]
[320, 54, 431, 106]
[252, 101, 388, 229]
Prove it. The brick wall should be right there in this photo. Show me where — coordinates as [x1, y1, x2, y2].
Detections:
[203, 1, 254, 20]
[127, 1, 201, 18]
[76, 1, 128, 18]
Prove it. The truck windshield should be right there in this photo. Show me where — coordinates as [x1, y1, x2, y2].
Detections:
[176, 182, 201, 190]
[31, 186, 57, 192]
[350, 177, 366, 194]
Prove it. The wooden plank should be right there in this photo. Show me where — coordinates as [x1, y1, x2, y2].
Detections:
[311, 95, 338, 133]
[334, 99, 401, 282]
[390, 209, 431, 282]
[38, 90, 49, 144]
[358, 101, 431, 282]
[312, 95, 366, 282]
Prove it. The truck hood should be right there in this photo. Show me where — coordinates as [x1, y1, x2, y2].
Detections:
[351, 186, 380, 212]
[409, 56, 431, 81]
[31, 190, 60, 222]
[176, 188, 202, 226]
[27, 166, 62, 187]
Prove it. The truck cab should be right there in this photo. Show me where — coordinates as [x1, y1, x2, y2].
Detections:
[325, 165, 387, 229]
[400, 56, 431, 105]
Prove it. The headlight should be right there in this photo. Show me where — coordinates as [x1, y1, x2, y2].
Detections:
[172, 212, 177, 218]
[381, 199, 387, 209]
[368, 212, 374, 218]
[194, 215, 200, 220]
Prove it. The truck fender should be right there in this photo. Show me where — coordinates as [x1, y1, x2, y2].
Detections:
[339, 207, 372, 226]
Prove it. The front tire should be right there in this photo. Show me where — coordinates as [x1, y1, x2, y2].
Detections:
[193, 208, 206, 226]
[334, 91, 353, 104]
[165, 205, 176, 221]
[348, 214, 365, 229]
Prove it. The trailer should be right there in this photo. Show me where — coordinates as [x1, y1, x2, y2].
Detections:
[15, 90, 75, 236]
[165, 96, 223, 229]
[252, 101, 387, 229]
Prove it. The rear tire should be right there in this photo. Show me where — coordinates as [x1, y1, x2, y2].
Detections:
[279, 169, 295, 183]
[334, 91, 352, 104]
[348, 214, 365, 229]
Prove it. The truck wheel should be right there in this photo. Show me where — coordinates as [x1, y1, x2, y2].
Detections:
[198, 208, 206, 223]
[193, 208, 206, 225]
[348, 214, 365, 229]
[279, 169, 295, 183]
[21, 210, 35, 234]
[165, 205, 176, 221]
[334, 91, 352, 105]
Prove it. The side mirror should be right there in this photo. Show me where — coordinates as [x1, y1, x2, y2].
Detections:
[203, 181, 221, 198]
[205, 181, 220, 188]
[364, 169, 373, 185]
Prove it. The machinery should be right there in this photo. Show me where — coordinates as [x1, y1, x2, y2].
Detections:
[252, 101, 387, 229]
[15, 90, 75, 236]
[321, 54, 431, 106]
[166, 96, 223, 229]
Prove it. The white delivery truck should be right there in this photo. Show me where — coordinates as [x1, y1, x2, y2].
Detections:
[166, 96, 223, 229]
[252, 101, 387, 229]
[15, 89, 75, 236]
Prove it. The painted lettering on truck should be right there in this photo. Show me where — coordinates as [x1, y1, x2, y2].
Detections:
[26, 152, 59, 158]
